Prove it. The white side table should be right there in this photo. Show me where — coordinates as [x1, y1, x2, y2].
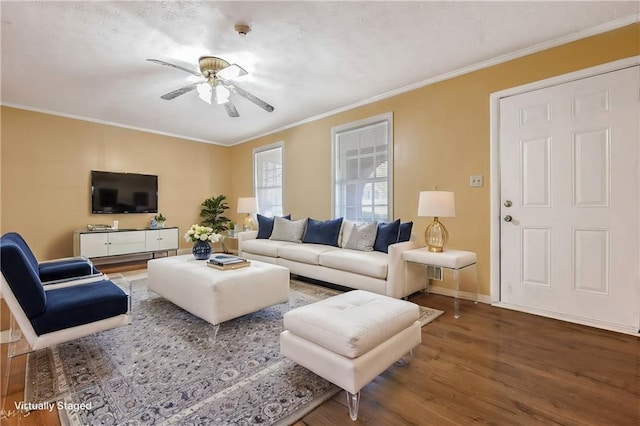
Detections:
[402, 248, 477, 318]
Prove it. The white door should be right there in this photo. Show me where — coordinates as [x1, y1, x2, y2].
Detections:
[499, 66, 640, 331]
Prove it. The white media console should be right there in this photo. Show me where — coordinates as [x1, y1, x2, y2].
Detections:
[73, 227, 179, 260]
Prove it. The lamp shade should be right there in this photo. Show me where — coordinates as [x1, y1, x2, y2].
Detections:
[237, 197, 257, 214]
[418, 191, 455, 217]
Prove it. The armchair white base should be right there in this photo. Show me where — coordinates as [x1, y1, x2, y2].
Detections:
[1, 274, 133, 405]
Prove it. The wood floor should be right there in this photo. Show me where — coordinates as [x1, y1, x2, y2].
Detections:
[2, 268, 638, 425]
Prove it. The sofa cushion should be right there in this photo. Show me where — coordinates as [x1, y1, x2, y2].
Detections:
[270, 217, 307, 243]
[30, 280, 128, 336]
[283, 290, 419, 358]
[344, 222, 377, 251]
[319, 248, 388, 279]
[257, 214, 291, 239]
[278, 244, 338, 265]
[398, 221, 413, 243]
[303, 217, 343, 247]
[241, 238, 297, 257]
[374, 219, 401, 253]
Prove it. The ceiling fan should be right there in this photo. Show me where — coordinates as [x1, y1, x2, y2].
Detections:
[147, 56, 274, 118]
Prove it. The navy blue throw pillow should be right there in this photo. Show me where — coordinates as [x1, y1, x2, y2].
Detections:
[398, 221, 413, 243]
[256, 214, 291, 239]
[373, 219, 401, 253]
[303, 217, 344, 247]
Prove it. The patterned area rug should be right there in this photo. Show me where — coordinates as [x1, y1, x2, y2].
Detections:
[25, 277, 443, 425]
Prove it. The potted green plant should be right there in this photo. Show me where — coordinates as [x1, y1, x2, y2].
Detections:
[200, 195, 232, 253]
[199, 195, 231, 232]
[154, 213, 166, 228]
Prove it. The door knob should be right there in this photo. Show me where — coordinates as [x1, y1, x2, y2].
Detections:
[504, 200, 512, 207]
[504, 215, 513, 222]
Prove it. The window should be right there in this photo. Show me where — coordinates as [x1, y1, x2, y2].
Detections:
[332, 112, 393, 222]
[253, 142, 284, 217]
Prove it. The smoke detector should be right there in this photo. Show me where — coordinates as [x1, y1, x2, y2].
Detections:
[235, 24, 251, 37]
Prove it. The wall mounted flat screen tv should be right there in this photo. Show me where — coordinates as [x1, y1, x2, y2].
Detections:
[91, 171, 158, 214]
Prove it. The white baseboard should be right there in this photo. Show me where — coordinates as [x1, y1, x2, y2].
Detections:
[425, 286, 491, 304]
[493, 302, 640, 336]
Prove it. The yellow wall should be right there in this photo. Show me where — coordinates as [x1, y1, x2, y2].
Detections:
[1, 24, 637, 296]
[0, 108, 230, 259]
[227, 24, 640, 296]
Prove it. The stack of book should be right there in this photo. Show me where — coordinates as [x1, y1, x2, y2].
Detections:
[207, 254, 250, 271]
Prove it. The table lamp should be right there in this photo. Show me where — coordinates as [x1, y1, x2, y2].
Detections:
[418, 191, 455, 252]
[237, 197, 257, 231]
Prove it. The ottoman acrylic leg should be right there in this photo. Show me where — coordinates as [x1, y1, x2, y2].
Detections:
[209, 323, 221, 344]
[347, 391, 361, 421]
[395, 348, 414, 366]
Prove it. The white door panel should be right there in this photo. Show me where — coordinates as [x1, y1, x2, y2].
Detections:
[500, 66, 639, 330]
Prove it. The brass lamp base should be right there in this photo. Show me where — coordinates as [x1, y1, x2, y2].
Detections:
[425, 217, 449, 253]
[243, 213, 256, 231]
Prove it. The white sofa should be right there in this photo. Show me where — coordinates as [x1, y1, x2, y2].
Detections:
[238, 230, 423, 299]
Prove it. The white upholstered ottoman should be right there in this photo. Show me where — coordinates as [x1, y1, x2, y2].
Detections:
[147, 255, 290, 339]
[280, 290, 421, 420]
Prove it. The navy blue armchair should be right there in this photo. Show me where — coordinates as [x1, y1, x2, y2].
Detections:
[0, 238, 132, 401]
[1, 232, 101, 283]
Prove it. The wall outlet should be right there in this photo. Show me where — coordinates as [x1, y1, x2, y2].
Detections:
[470, 175, 483, 187]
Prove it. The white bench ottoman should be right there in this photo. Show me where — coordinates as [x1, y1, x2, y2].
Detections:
[280, 290, 421, 420]
[147, 255, 290, 340]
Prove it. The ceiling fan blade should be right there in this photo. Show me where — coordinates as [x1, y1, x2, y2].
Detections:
[217, 64, 248, 80]
[224, 100, 240, 118]
[160, 82, 199, 100]
[222, 82, 275, 113]
[147, 59, 202, 77]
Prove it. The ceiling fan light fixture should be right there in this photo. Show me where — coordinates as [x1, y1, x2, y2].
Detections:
[149, 56, 274, 116]
[198, 56, 230, 78]
[215, 84, 230, 105]
[196, 83, 212, 104]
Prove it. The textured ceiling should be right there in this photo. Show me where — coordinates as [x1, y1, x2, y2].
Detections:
[1, 1, 638, 146]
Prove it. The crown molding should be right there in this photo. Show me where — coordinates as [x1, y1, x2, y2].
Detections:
[235, 13, 639, 146]
[0, 102, 226, 146]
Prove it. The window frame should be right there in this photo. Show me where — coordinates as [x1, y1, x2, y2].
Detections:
[253, 141, 284, 217]
[331, 112, 394, 222]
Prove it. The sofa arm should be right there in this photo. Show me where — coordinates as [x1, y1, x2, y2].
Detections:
[237, 231, 258, 255]
[386, 239, 422, 298]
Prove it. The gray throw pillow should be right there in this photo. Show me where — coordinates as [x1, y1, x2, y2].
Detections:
[270, 216, 307, 243]
[344, 222, 378, 251]
[339, 220, 356, 248]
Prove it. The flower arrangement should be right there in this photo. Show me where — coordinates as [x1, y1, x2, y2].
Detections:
[183, 224, 222, 244]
